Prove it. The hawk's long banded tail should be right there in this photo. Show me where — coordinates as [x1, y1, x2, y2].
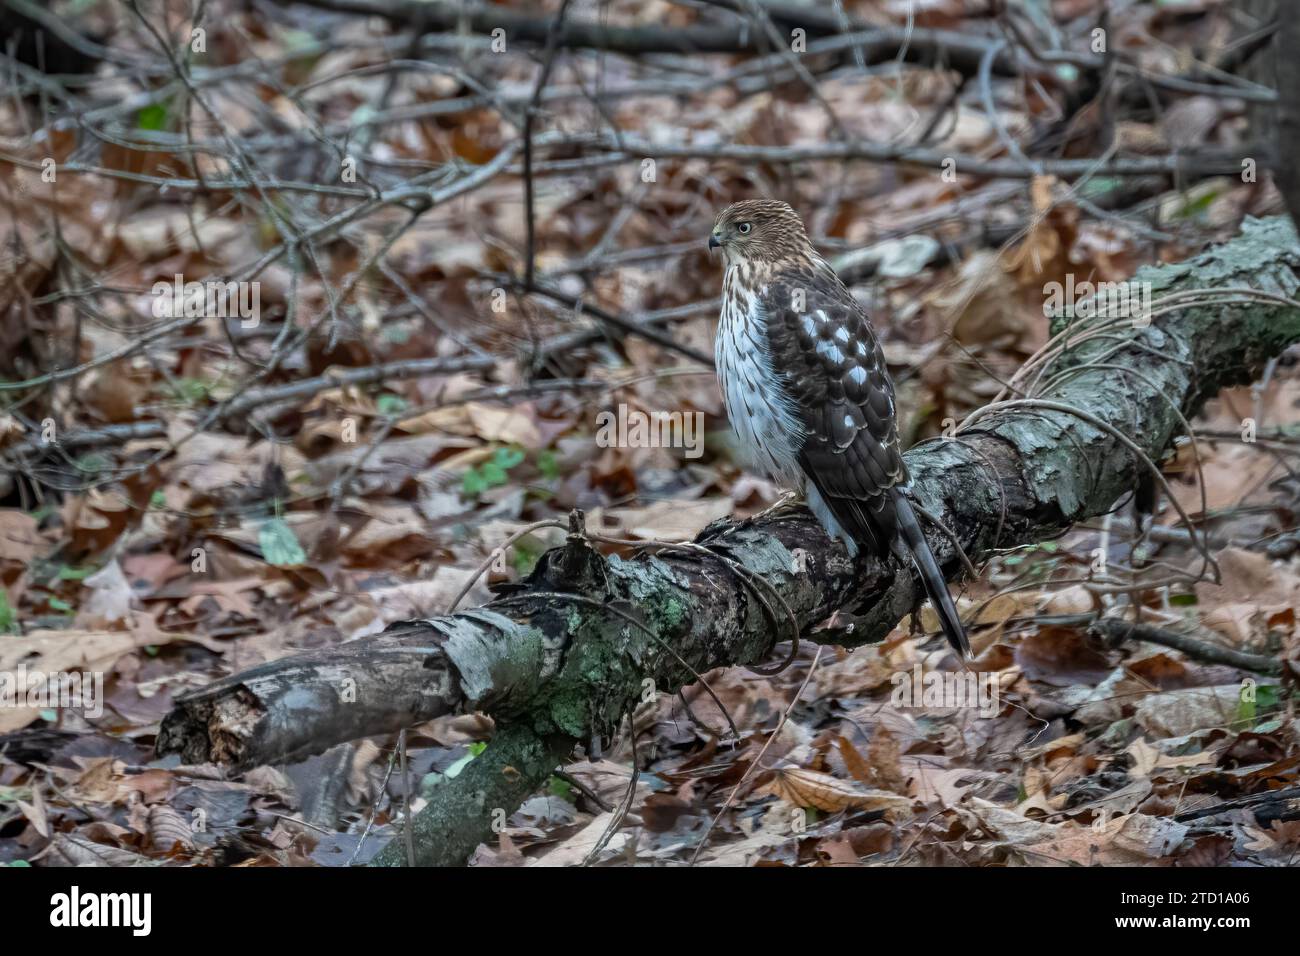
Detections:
[890, 490, 970, 658]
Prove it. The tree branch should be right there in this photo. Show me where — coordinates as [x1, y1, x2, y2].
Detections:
[281, 0, 1021, 74]
[158, 216, 1300, 863]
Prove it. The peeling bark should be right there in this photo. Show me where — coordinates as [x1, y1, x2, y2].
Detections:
[155, 627, 462, 766]
[157, 216, 1300, 864]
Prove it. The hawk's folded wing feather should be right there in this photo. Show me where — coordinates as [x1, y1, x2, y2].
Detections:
[759, 271, 907, 552]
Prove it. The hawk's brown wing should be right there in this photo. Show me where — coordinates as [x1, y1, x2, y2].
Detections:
[759, 269, 907, 553]
[759, 267, 970, 657]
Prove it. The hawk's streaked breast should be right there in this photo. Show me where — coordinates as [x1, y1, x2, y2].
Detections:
[716, 261, 862, 553]
[716, 263, 803, 485]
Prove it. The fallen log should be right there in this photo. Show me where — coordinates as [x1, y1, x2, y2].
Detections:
[158, 216, 1300, 865]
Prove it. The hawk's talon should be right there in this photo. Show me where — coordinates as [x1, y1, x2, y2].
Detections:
[747, 490, 802, 524]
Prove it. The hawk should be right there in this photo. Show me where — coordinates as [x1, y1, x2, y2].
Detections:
[709, 199, 969, 657]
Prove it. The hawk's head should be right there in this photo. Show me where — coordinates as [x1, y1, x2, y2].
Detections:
[709, 200, 813, 267]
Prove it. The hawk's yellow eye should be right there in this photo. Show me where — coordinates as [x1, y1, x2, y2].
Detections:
[737, 222, 752, 234]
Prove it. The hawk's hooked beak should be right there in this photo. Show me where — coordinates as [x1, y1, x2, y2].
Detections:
[708, 233, 721, 251]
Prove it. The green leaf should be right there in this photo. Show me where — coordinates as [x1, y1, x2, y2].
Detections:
[512, 541, 541, 576]
[462, 468, 488, 498]
[57, 564, 96, 581]
[424, 742, 488, 789]
[74, 454, 109, 475]
[462, 446, 526, 498]
[494, 446, 525, 470]
[1235, 692, 1256, 727]
[260, 517, 307, 567]
[548, 776, 574, 801]
[376, 393, 407, 415]
[170, 378, 209, 404]
[149, 490, 166, 509]
[441, 750, 478, 779]
[137, 103, 168, 131]
[1177, 189, 1221, 221]
[1078, 176, 1125, 200]
[537, 449, 560, 481]
[0, 590, 15, 633]
[48, 597, 73, 613]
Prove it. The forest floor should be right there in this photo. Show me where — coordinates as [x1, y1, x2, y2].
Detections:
[1, 0, 1298, 866]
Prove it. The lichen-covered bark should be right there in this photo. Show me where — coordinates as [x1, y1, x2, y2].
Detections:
[368, 724, 573, 867]
[157, 216, 1300, 865]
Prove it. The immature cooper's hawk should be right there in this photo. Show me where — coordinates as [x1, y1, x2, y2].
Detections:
[709, 199, 969, 657]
